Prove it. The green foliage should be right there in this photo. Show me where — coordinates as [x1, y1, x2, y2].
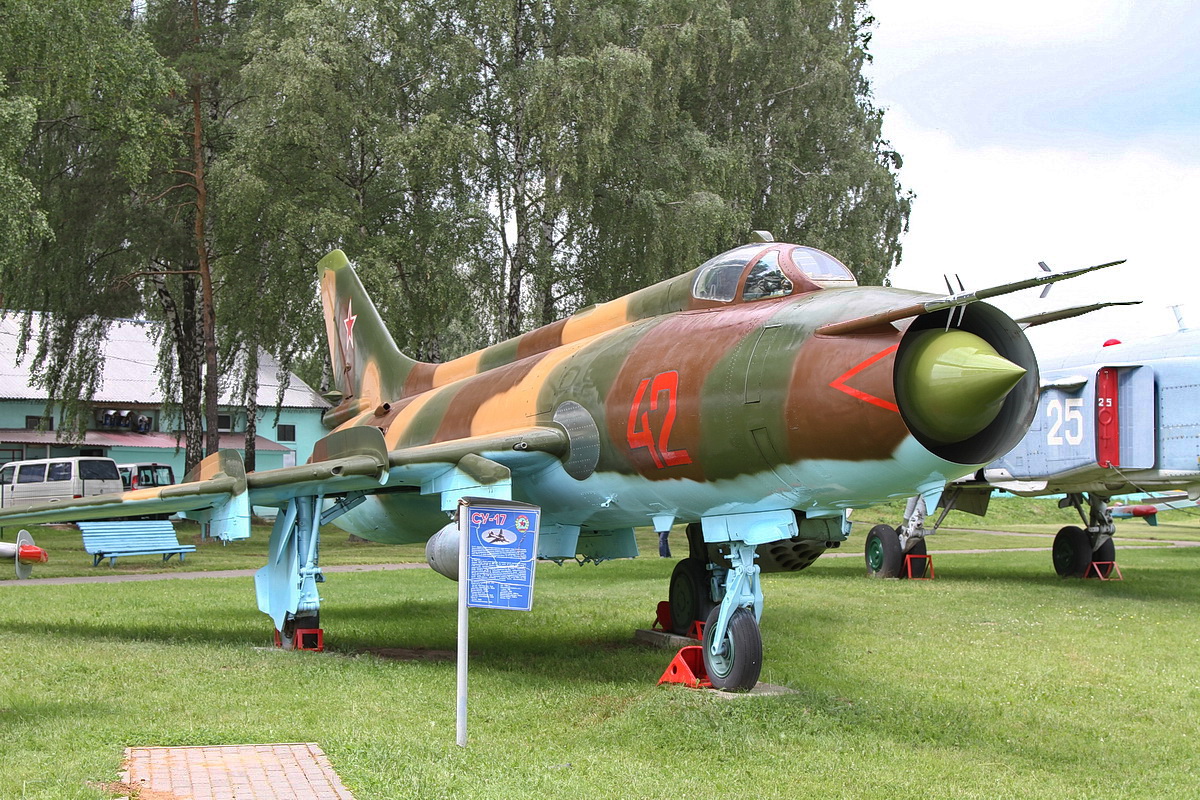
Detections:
[463, 0, 911, 329]
[220, 0, 489, 360]
[3, 0, 911, 431]
[0, 0, 179, 435]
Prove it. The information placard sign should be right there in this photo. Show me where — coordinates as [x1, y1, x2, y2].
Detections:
[464, 502, 540, 611]
[457, 497, 542, 746]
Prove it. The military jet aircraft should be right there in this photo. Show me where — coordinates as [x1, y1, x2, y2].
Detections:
[874, 322, 1200, 580]
[0, 238, 1119, 690]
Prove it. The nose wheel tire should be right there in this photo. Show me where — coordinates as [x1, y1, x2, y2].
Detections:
[701, 606, 762, 692]
[865, 524, 904, 578]
[1053, 526, 1092, 577]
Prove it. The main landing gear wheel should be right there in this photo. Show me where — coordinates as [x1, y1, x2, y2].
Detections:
[1053, 526, 1092, 578]
[865, 524, 903, 578]
[668, 557, 714, 635]
[278, 612, 319, 651]
[898, 537, 928, 579]
[702, 606, 762, 692]
[1090, 537, 1116, 578]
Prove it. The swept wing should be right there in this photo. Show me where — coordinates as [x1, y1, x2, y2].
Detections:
[0, 426, 569, 535]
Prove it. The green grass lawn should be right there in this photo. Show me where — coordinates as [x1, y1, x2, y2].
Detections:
[2, 529, 1199, 798]
[0, 520, 428, 581]
[7, 494, 1195, 582]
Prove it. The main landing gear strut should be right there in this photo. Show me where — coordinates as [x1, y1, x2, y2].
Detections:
[1052, 493, 1117, 578]
[255, 492, 366, 649]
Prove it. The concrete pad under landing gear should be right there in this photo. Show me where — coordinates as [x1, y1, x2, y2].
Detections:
[117, 743, 355, 799]
[636, 628, 796, 698]
[709, 682, 797, 699]
[635, 627, 699, 650]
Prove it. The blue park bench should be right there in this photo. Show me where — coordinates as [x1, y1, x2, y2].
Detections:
[78, 520, 197, 567]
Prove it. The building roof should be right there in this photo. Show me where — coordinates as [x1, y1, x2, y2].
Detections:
[0, 429, 292, 452]
[0, 314, 328, 409]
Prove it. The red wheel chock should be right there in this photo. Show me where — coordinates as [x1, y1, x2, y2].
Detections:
[1086, 561, 1122, 580]
[658, 645, 711, 688]
[905, 553, 934, 580]
[650, 602, 704, 639]
[273, 628, 325, 652]
[653, 601, 672, 631]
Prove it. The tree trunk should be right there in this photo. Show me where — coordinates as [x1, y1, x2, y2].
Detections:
[190, 0, 221, 458]
[243, 346, 258, 472]
[537, 163, 559, 325]
[505, 2, 530, 339]
[151, 271, 204, 474]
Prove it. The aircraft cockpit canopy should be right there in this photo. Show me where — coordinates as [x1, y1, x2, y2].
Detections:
[790, 246, 857, 289]
[691, 245, 764, 302]
[741, 250, 793, 301]
[690, 243, 857, 304]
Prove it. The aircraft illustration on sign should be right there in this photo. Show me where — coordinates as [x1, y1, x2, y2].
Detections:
[874, 320, 1200, 579]
[0, 236, 1121, 690]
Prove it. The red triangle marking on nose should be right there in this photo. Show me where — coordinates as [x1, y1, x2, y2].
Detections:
[828, 344, 900, 413]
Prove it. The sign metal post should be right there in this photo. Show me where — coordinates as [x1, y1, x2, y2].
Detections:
[456, 497, 541, 747]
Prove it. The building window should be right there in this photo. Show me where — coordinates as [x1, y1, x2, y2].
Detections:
[277, 424, 296, 442]
[218, 414, 233, 432]
[25, 416, 52, 431]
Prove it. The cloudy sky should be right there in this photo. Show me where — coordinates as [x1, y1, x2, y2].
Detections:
[865, 0, 1200, 355]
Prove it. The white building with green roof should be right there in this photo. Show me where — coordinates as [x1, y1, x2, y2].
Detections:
[0, 315, 329, 477]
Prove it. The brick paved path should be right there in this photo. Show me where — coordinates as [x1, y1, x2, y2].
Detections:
[120, 743, 355, 799]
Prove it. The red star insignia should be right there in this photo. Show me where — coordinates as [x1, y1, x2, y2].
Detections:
[344, 299, 357, 348]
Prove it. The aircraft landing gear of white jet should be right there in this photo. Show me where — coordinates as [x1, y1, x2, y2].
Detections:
[866, 495, 931, 578]
[864, 525, 928, 578]
[1053, 494, 1117, 578]
[701, 542, 764, 691]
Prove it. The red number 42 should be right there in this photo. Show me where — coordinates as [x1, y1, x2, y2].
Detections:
[626, 371, 693, 469]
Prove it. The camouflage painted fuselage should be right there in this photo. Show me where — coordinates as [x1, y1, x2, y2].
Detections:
[317, 245, 1036, 544]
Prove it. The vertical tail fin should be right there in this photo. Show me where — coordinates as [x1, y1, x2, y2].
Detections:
[318, 251, 420, 421]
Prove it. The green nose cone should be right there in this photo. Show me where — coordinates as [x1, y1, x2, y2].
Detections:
[897, 329, 1028, 445]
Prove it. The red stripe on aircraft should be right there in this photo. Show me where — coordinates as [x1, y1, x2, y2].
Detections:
[829, 344, 900, 412]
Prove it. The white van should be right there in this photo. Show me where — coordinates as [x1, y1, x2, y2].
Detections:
[0, 456, 124, 509]
[118, 462, 176, 491]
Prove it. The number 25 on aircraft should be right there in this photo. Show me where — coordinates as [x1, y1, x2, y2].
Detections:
[626, 371, 693, 468]
[1046, 397, 1084, 446]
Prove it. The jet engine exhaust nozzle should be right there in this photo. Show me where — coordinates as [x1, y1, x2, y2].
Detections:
[896, 329, 1028, 446]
